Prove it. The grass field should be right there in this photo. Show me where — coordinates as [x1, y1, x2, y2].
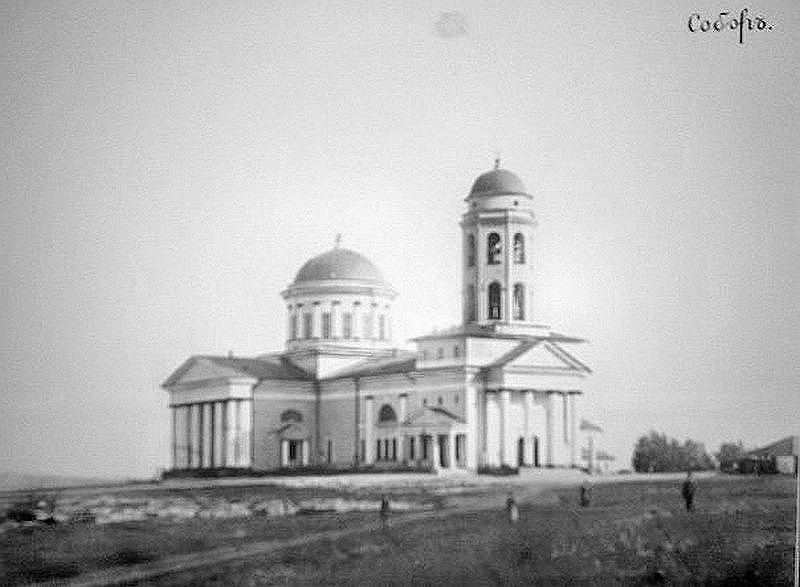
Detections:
[0, 474, 795, 585]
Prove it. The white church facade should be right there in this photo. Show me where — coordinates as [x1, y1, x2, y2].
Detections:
[163, 165, 592, 473]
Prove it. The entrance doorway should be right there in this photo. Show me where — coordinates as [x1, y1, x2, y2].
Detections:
[517, 437, 525, 467]
[533, 436, 540, 467]
[282, 439, 303, 467]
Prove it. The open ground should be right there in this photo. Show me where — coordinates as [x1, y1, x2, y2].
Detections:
[0, 471, 794, 585]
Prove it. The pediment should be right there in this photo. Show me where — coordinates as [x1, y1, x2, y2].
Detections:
[493, 340, 590, 373]
[180, 358, 243, 382]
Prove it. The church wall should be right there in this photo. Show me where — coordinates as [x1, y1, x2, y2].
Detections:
[252, 380, 315, 470]
[319, 393, 359, 466]
[466, 337, 520, 365]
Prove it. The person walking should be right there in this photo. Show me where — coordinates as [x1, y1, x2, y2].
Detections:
[580, 481, 592, 507]
[506, 492, 520, 524]
[379, 494, 390, 530]
[682, 471, 697, 512]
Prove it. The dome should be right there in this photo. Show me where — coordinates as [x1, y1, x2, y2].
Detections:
[293, 247, 387, 285]
[469, 168, 528, 197]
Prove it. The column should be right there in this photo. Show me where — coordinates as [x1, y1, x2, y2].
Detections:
[331, 301, 340, 339]
[213, 401, 224, 467]
[449, 433, 457, 469]
[202, 403, 212, 468]
[499, 389, 510, 466]
[302, 440, 310, 466]
[280, 439, 289, 466]
[190, 404, 201, 469]
[364, 395, 374, 464]
[398, 393, 408, 423]
[312, 302, 321, 339]
[545, 392, 555, 466]
[569, 393, 577, 468]
[225, 399, 237, 467]
[182, 405, 191, 468]
[524, 390, 534, 466]
[352, 302, 361, 341]
[171, 407, 177, 470]
[431, 435, 441, 471]
[465, 385, 478, 470]
[239, 400, 252, 467]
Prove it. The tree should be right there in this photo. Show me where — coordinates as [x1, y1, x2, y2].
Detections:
[714, 441, 746, 464]
[631, 430, 715, 473]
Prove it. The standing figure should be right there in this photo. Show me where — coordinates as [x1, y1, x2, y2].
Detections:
[580, 481, 592, 507]
[379, 494, 390, 530]
[681, 471, 697, 512]
[506, 492, 520, 524]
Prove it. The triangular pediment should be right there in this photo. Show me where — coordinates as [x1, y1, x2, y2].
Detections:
[490, 340, 590, 373]
[180, 358, 244, 381]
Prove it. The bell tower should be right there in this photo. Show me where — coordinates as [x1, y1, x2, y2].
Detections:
[460, 161, 539, 331]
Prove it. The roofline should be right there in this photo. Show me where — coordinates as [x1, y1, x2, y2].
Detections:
[410, 330, 586, 344]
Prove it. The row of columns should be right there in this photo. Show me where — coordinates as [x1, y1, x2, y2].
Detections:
[171, 400, 252, 469]
[287, 301, 391, 341]
[279, 439, 310, 467]
[488, 389, 577, 468]
[368, 433, 467, 469]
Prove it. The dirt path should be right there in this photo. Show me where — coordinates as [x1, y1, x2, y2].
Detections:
[60, 506, 480, 587]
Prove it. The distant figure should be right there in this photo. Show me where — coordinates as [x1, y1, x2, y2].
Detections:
[379, 494, 390, 530]
[506, 492, 520, 524]
[580, 481, 592, 507]
[682, 471, 697, 512]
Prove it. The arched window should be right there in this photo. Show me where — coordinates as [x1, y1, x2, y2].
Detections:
[467, 285, 477, 321]
[487, 233, 502, 265]
[467, 234, 476, 267]
[379, 404, 397, 423]
[281, 410, 303, 423]
[488, 281, 502, 320]
[513, 233, 525, 264]
[513, 283, 525, 320]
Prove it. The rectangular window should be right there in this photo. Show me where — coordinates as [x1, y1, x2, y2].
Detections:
[290, 315, 298, 340]
[392, 438, 397, 461]
[376, 439, 382, 461]
[378, 315, 386, 340]
[410, 437, 415, 460]
[327, 439, 333, 464]
[342, 313, 352, 339]
[303, 312, 313, 339]
[322, 312, 332, 339]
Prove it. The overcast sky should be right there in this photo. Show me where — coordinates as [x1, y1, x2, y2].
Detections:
[1, 0, 798, 479]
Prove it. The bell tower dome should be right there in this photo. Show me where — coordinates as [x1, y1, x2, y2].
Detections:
[460, 161, 540, 331]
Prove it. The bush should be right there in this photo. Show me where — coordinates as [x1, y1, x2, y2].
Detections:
[3, 494, 57, 524]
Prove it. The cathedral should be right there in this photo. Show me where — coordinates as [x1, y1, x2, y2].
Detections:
[163, 165, 592, 473]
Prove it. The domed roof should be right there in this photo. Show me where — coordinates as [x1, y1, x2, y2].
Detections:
[469, 168, 528, 197]
[293, 247, 387, 285]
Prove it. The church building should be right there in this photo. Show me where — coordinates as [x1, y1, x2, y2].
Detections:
[162, 165, 592, 473]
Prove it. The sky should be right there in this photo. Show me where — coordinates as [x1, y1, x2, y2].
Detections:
[1, 0, 798, 479]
